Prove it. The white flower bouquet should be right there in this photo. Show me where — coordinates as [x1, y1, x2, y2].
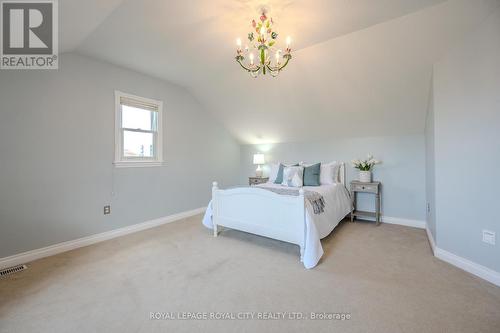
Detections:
[351, 154, 381, 171]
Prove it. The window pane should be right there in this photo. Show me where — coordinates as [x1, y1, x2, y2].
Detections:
[121, 105, 157, 131]
[123, 130, 154, 157]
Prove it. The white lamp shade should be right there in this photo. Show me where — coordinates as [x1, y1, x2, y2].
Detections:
[253, 154, 265, 165]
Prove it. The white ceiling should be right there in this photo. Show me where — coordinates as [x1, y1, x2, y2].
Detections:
[61, 0, 500, 143]
[60, 0, 124, 52]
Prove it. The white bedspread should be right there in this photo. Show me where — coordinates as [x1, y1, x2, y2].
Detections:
[202, 183, 352, 269]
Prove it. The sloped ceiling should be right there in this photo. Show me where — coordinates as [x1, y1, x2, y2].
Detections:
[60, 0, 124, 52]
[62, 0, 500, 143]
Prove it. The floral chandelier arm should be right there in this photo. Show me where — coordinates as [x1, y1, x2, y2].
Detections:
[235, 56, 260, 73]
[265, 52, 292, 72]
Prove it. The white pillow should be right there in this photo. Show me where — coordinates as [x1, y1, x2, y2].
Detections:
[320, 161, 340, 185]
[282, 166, 304, 187]
[267, 163, 280, 183]
[332, 162, 342, 183]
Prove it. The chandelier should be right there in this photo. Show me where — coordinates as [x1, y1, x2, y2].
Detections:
[235, 10, 292, 78]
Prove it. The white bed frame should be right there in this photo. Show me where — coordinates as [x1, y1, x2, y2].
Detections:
[211, 163, 346, 262]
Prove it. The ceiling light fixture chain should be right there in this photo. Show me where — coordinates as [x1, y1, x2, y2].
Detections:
[235, 10, 292, 78]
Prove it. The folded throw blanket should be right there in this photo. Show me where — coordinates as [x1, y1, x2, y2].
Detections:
[255, 185, 326, 214]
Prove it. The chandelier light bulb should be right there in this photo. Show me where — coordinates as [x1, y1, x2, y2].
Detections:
[249, 53, 254, 64]
[275, 51, 280, 63]
[286, 36, 292, 47]
[260, 26, 266, 36]
[236, 38, 242, 48]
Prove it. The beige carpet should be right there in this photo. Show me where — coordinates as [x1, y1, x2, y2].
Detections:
[1, 215, 499, 333]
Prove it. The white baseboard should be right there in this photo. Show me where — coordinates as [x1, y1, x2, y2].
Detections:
[381, 216, 425, 229]
[425, 223, 436, 254]
[355, 215, 425, 229]
[425, 222, 499, 287]
[0, 207, 206, 270]
[434, 248, 500, 287]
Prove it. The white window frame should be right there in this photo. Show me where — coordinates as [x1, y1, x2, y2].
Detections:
[114, 91, 164, 168]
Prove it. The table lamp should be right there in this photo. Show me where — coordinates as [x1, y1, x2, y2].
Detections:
[253, 154, 265, 177]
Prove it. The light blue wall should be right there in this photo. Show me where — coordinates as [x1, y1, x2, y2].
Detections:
[425, 76, 436, 239]
[0, 53, 240, 258]
[432, 9, 500, 272]
[240, 135, 426, 222]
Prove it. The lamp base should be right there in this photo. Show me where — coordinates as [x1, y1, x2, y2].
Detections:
[255, 165, 263, 177]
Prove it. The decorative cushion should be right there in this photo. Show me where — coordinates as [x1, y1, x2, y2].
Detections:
[268, 163, 280, 183]
[274, 164, 285, 184]
[303, 163, 321, 186]
[274, 163, 299, 184]
[320, 161, 340, 185]
[281, 166, 304, 187]
[332, 162, 341, 183]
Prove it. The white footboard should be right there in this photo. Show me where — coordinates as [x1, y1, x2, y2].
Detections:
[211, 182, 306, 261]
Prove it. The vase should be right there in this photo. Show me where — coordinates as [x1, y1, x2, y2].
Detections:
[359, 171, 372, 183]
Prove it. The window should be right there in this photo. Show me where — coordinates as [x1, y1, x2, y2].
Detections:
[114, 91, 163, 167]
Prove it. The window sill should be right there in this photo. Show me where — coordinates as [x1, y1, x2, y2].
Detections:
[113, 161, 164, 168]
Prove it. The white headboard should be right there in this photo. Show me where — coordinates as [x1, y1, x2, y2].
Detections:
[339, 162, 346, 186]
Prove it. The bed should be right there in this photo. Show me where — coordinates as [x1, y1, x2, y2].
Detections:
[202, 163, 352, 269]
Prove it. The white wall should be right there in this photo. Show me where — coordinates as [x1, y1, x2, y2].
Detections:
[432, 8, 500, 272]
[0, 53, 240, 258]
[240, 134, 426, 222]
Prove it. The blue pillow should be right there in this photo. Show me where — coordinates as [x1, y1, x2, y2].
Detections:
[274, 164, 285, 184]
[303, 163, 321, 186]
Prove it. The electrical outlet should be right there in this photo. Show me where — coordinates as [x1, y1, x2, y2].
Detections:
[104, 205, 111, 215]
[482, 230, 495, 245]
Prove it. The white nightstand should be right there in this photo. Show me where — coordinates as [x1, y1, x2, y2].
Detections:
[350, 181, 381, 225]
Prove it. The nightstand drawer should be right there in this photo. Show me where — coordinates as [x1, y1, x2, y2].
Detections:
[249, 177, 269, 185]
[352, 184, 378, 193]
